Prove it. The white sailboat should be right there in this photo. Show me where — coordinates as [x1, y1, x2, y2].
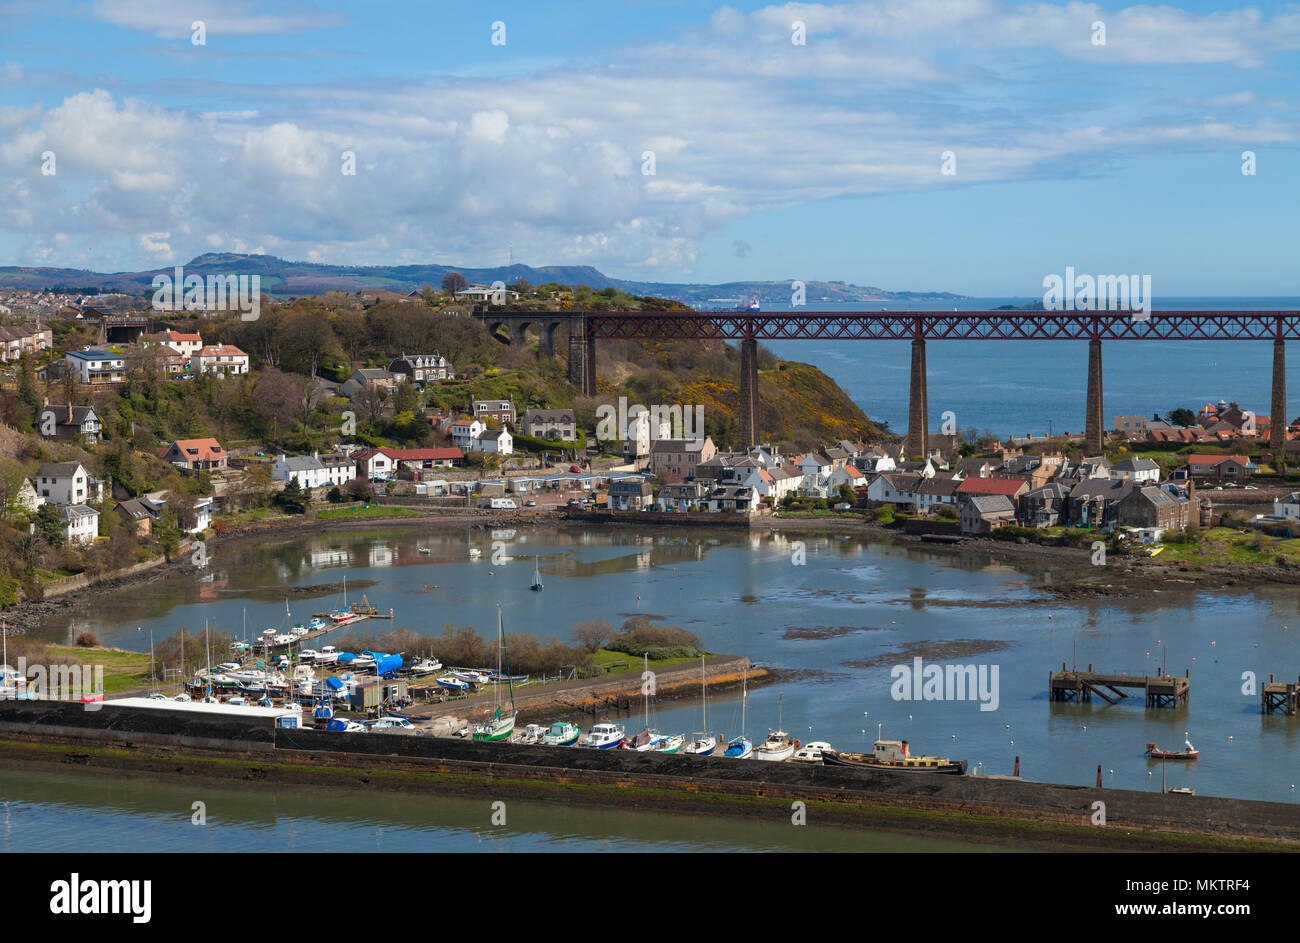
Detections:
[471, 606, 517, 741]
[683, 656, 716, 756]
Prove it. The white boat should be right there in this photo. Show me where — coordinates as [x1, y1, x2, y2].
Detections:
[307, 617, 326, 631]
[791, 741, 832, 763]
[754, 696, 796, 761]
[437, 675, 470, 692]
[579, 722, 627, 749]
[273, 634, 293, 645]
[453, 669, 491, 685]
[468, 548, 482, 558]
[652, 733, 685, 753]
[625, 654, 681, 752]
[350, 653, 376, 669]
[683, 655, 716, 756]
[409, 657, 443, 675]
[299, 648, 320, 662]
[315, 646, 339, 665]
[514, 723, 547, 744]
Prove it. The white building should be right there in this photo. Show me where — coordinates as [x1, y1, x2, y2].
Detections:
[191, 344, 249, 376]
[475, 429, 513, 455]
[35, 462, 101, 505]
[65, 349, 124, 384]
[1275, 492, 1300, 519]
[450, 418, 486, 450]
[61, 504, 99, 545]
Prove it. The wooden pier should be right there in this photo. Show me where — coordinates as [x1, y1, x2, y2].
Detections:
[1261, 674, 1300, 715]
[1050, 662, 1189, 708]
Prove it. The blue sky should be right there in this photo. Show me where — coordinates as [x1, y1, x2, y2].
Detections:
[1, 0, 1299, 295]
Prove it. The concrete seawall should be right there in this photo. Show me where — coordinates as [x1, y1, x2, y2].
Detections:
[2, 701, 1298, 849]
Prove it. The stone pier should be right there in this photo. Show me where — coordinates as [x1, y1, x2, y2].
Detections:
[1273, 339, 1286, 459]
[1084, 339, 1103, 454]
[738, 337, 759, 447]
[907, 338, 928, 458]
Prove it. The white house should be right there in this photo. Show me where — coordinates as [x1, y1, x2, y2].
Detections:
[450, 418, 486, 450]
[14, 479, 44, 514]
[60, 504, 99, 545]
[273, 454, 331, 490]
[1275, 492, 1300, 519]
[865, 472, 922, 508]
[797, 452, 833, 479]
[191, 344, 249, 376]
[1110, 457, 1161, 485]
[475, 428, 513, 455]
[65, 349, 124, 384]
[35, 462, 102, 505]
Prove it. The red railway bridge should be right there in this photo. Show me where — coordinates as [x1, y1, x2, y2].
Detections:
[478, 309, 1300, 456]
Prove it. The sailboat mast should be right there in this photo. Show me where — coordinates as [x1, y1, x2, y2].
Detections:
[701, 656, 706, 734]
[150, 628, 156, 694]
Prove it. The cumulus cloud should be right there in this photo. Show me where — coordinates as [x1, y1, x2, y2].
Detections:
[1, 0, 1298, 273]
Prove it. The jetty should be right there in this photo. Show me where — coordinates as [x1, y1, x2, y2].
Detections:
[1262, 674, 1300, 715]
[1050, 663, 1190, 708]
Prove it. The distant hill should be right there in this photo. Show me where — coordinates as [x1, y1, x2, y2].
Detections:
[0, 253, 965, 305]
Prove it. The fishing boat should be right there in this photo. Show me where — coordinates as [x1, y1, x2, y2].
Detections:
[754, 694, 797, 761]
[530, 557, 544, 592]
[579, 722, 626, 749]
[724, 667, 753, 758]
[541, 721, 581, 746]
[437, 675, 470, 692]
[408, 656, 443, 676]
[471, 606, 517, 742]
[683, 656, 716, 756]
[822, 740, 967, 775]
[1146, 735, 1199, 760]
[313, 699, 335, 723]
[791, 741, 833, 763]
[299, 648, 320, 662]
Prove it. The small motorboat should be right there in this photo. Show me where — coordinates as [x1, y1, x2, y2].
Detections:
[541, 721, 581, 746]
[624, 727, 664, 751]
[408, 657, 443, 676]
[1146, 736, 1199, 760]
[418, 546, 432, 555]
[452, 669, 491, 685]
[579, 722, 626, 749]
[791, 741, 833, 763]
[307, 617, 326, 631]
[437, 675, 470, 692]
[1168, 786, 1195, 795]
[468, 548, 482, 559]
[299, 649, 320, 662]
[326, 718, 366, 733]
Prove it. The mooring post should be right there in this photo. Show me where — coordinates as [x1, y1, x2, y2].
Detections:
[1013, 756, 1020, 777]
[1085, 338, 1103, 453]
[1096, 764, 1102, 788]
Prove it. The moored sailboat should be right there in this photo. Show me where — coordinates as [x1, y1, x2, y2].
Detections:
[754, 693, 796, 761]
[683, 656, 716, 756]
[471, 606, 517, 742]
[724, 667, 753, 759]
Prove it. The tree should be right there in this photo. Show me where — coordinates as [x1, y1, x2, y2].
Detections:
[34, 504, 65, 546]
[275, 477, 307, 514]
[571, 619, 613, 653]
[422, 284, 436, 306]
[1166, 408, 1196, 428]
[441, 272, 468, 295]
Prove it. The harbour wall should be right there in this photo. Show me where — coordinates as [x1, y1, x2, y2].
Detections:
[1, 701, 1298, 848]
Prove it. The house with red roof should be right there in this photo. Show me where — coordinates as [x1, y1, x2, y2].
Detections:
[955, 476, 1028, 507]
[1186, 453, 1255, 482]
[163, 438, 228, 472]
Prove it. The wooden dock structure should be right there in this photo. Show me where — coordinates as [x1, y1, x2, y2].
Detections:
[1050, 662, 1190, 708]
[1261, 674, 1300, 715]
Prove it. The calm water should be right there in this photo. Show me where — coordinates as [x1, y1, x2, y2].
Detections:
[0, 765, 993, 853]
[31, 526, 1300, 810]
[762, 296, 1300, 438]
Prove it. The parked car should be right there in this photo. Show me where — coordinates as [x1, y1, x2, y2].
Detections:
[524, 499, 537, 507]
[569, 465, 582, 473]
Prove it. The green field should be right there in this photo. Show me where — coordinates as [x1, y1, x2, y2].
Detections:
[315, 505, 422, 521]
